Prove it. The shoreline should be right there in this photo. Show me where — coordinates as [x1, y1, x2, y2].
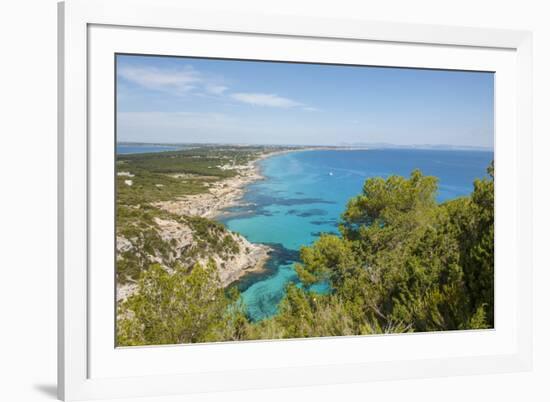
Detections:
[153, 147, 330, 219]
[149, 146, 359, 287]
[148, 148, 307, 286]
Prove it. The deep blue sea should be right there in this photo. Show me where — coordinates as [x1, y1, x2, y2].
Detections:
[220, 149, 494, 321]
[117, 144, 181, 154]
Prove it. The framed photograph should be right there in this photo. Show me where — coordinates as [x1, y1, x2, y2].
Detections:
[58, 0, 533, 400]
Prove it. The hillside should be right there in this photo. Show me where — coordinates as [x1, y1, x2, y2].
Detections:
[115, 145, 297, 302]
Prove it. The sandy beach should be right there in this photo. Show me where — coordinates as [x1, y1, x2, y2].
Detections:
[152, 148, 299, 219]
[152, 146, 358, 219]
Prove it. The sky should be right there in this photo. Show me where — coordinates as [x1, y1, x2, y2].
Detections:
[116, 54, 494, 148]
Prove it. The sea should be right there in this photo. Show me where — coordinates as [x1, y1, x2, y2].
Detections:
[117, 144, 493, 321]
[117, 144, 182, 154]
[219, 149, 494, 321]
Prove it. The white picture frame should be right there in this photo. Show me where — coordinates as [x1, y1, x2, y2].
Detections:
[58, 0, 533, 400]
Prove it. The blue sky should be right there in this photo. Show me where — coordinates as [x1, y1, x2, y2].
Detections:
[116, 54, 494, 148]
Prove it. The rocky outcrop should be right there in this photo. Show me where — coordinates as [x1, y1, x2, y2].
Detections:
[116, 214, 271, 301]
[152, 216, 270, 287]
[204, 231, 270, 287]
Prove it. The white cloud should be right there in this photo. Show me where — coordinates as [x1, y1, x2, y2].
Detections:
[230, 92, 304, 108]
[118, 65, 230, 97]
[118, 65, 202, 94]
[206, 85, 229, 95]
[117, 66, 318, 111]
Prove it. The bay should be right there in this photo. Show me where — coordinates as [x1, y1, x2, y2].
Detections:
[221, 149, 494, 321]
[117, 144, 181, 154]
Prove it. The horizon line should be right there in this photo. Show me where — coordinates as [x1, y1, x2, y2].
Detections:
[116, 141, 494, 151]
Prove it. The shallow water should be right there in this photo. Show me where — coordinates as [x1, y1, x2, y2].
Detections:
[221, 149, 494, 321]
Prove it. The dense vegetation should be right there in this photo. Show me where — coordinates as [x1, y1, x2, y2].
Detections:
[117, 262, 248, 345]
[117, 162, 494, 346]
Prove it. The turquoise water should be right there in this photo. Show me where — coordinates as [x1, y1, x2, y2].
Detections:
[221, 149, 494, 321]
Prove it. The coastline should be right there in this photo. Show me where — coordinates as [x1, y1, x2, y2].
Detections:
[147, 146, 363, 288]
[149, 148, 304, 286]
[152, 147, 315, 219]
